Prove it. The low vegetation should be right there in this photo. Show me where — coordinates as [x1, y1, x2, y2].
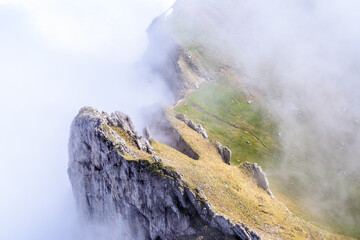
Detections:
[176, 74, 281, 166]
[103, 107, 350, 239]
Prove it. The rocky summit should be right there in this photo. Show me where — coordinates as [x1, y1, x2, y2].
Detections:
[68, 107, 261, 240]
[68, 105, 342, 240]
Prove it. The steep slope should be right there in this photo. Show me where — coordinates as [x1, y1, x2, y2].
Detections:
[68, 107, 260, 240]
[144, 0, 360, 238]
[68, 107, 349, 240]
[67, 1, 358, 239]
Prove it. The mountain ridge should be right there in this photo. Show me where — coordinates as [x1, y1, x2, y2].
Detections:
[67, 1, 357, 239]
[68, 106, 262, 239]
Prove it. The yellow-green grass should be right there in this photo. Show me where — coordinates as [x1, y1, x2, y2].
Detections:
[154, 109, 349, 239]
[102, 109, 351, 239]
[109, 126, 152, 161]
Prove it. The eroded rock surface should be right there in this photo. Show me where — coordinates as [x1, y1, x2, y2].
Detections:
[68, 107, 261, 240]
[149, 110, 200, 160]
[143, 126, 152, 141]
[102, 110, 154, 154]
[216, 141, 232, 165]
[243, 162, 274, 198]
[176, 114, 209, 140]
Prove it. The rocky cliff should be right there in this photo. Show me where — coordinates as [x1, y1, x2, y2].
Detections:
[68, 105, 339, 240]
[68, 107, 261, 240]
[67, 1, 352, 239]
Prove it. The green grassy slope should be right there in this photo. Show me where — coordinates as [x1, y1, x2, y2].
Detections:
[175, 73, 359, 238]
[176, 76, 281, 166]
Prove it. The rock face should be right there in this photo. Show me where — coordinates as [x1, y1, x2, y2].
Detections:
[143, 126, 152, 141]
[143, 15, 185, 100]
[104, 110, 154, 154]
[143, 12, 212, 101]
[68, 107, 261, 240]
[149, 110, 200, 160]
[243, 162, 274, 198]
[216, 141, 232, 165]
[175, 114, 209, 140]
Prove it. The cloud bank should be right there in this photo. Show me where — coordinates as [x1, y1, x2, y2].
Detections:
[0, 1, 174, 239]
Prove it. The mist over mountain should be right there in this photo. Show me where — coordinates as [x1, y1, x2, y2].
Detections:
[163, 0, 360, 234]
[0, 1, 174, 239]
[1, 0, 359, 239]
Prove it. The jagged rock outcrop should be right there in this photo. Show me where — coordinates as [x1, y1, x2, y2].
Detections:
[216, 141, 232, 165]
[243, 162, 274, 198]
[148, 110, 200, 160]
[175, 113, 208, 140]
[68, 107, 261, 240]
[104, 110, 154, 154]
[143, 126, 152, 141]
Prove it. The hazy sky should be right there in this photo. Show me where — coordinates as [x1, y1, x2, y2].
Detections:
[0, 1, 174, 239]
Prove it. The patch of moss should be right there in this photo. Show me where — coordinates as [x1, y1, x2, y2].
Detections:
[139, 159, 180, 181]
[102, 123, 116, 142]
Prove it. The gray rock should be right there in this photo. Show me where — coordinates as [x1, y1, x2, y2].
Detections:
[143, 126, 152, 140]
[109, 111, 138, 138]
[135, 137, 154, 154]
[68, 107, 261, 240]
[243, 162, 274, 198]
[151, 156, 163, 163]
[175, 113, 187, 121]
[105, 110, 154, 154]
[149, 111, 200, 160]
[216, 141, 232, 165]
[175, 114, 209, 140]
[223, 147, 232, 164]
